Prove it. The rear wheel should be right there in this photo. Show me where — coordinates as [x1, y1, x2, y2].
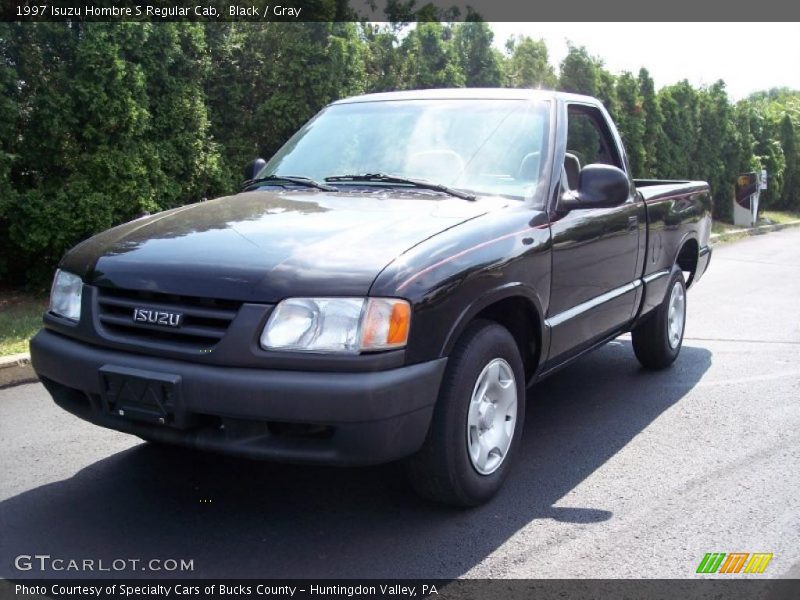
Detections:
[404, 320, 526, 507]
[632, 268, 686, 369]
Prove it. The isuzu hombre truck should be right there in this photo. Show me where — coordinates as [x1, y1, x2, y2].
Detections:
[31, 89, 711, 506]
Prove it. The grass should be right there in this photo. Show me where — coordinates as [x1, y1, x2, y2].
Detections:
[0, 290, 47, 356]
[760, 210, 800, 225]
[711, 221, 745, 235]
[711, 210, 800, 236]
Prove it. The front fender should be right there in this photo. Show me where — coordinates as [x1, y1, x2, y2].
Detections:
[440, 282, 546, 358]
[369, 207, 552, 367]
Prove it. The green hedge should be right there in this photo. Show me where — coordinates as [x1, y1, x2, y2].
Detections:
[1, 21, 797, 286]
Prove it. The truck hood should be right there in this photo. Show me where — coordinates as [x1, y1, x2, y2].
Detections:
[62, 189, 506, 302]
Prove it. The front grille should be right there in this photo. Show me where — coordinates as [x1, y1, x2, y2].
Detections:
[96, 287, 242, 351]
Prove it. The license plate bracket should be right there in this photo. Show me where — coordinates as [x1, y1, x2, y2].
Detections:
[99, 366, 194, 429]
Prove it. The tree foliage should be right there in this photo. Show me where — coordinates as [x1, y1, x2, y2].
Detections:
[638, 68, 665, 177]
[453, 20, 503, 87]
[780, 115, 798, 209]
[553, 44, 797, 219]
[505, 36, 556, 90]
[400, 22, 464, 89]
[0, 23, 797, 286]
[615, 72, 645, 176]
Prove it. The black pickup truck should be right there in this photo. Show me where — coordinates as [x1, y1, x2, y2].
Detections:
[31, 89, 712, 506]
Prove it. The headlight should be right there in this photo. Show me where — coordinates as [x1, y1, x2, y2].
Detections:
[261, 297, 411, 353]
[49, 269, 83, 322]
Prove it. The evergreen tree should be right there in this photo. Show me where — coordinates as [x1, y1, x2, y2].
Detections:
[779, 114, 798, 209]
[362, 23, 404, 93]
[452, 21, 502, 87]
[203, 22, 252, 187]
[597, 69, 620, 121]
[205, 23, 365, 188]
[731, 101, 759, 177]
[656, 81, 700, 179]
[750, 105, 786, 209]
[638, 68, 665, 177]
[134, 23, 224, 210]
[401, 22, 464, 89]
[5, 23, 157, 282]
[504, 36, 556, 89]
[615, 72, 646, 176]
[558, 43, 600, 97]
[0, 25, 19, 280]
[695, 81, 740, 221]
[558, 43, 618, 115]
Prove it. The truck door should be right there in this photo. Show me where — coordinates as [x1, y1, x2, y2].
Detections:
[546, 102, 644, 363]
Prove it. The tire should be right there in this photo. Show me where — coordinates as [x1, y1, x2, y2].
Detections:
[631, 267, 687, 369]
[404, 320, 526, 507]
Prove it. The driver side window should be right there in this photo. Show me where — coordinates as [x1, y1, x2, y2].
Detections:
[564, 105, 623, 190]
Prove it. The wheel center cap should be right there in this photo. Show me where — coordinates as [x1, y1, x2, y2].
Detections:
[479, 402, 496, 431]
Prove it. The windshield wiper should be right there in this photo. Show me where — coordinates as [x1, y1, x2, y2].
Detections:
[324, 173, 476, 201]
[242, 174, 338, 192]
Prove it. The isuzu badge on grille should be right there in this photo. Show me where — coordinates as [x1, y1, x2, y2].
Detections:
[132, 308, 183, 328]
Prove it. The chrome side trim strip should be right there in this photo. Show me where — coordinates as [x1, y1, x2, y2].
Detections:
[546, 279, 642, 328]
[643, 268, 670, 284]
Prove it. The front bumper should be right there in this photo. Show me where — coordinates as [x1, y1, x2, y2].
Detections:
[30, 329, 446, 466]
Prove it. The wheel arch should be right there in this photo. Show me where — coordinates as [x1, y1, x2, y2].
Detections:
[441, 284, 545, 384]
[674, 234, 700, 288]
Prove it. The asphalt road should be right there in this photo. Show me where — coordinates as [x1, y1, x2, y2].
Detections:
[1, 229, 799, 580]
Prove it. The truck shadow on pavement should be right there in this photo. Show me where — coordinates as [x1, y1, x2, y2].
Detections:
[0, 341, 711, 579]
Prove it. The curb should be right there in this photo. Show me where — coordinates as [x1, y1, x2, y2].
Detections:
[710, 219, 800, 244]
[0, 352, 38, 389]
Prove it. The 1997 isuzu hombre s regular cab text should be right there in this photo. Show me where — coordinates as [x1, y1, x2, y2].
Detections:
[31, 89, 712, 506]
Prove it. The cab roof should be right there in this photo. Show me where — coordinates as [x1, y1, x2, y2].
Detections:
[331, 88, 599, 106]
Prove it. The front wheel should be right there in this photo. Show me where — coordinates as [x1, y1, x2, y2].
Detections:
[631, 268, 687, 369]
[404, 320, 526, 507]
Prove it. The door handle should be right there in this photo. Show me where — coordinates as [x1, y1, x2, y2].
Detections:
[627, 215, 638, 231]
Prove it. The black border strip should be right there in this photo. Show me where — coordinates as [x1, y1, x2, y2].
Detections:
[3, 0, 800, 22]
[3, 579, 800, 600]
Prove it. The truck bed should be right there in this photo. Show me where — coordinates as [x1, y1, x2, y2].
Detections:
[634, 179, 710, 203]
[633, 178, 713, 314]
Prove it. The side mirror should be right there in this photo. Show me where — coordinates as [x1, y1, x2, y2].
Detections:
[560, 164, 630, 211]
[243, 158, 267, 181]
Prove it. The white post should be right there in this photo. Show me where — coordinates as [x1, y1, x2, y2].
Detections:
[733, 193, 754, 227]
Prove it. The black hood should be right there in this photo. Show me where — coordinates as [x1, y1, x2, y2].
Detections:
[61, 189, 506, 302]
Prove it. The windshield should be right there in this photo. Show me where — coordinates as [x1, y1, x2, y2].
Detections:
[259, 98, 551, 201]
